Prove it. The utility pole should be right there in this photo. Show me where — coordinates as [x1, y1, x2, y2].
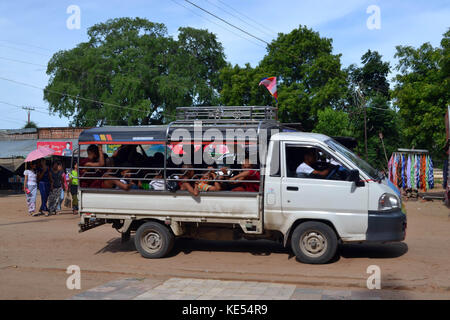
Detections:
[379, 132, 389, 167]
[356, 85, 368, 161]
[22, 106, 35, 124]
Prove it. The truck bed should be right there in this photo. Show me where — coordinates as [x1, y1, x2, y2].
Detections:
[80, 189, 260, 220]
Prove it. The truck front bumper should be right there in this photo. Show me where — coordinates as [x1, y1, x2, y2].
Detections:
[366, 208, 407, 242]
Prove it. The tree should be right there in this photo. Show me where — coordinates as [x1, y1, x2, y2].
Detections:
[23, 121, 38, 129]
[313, 108, 353, 137]
[44, 18, 226, 126]
[392, 29, 450, 160]
[219, 63, 271, 106]
[220, 26, 348, 131]
[346, 50, 401, 169]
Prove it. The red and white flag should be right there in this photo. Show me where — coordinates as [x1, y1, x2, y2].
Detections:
[259, 77, 278, 101]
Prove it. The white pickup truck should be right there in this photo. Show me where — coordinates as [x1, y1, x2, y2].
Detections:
[77, 106, 406, 264]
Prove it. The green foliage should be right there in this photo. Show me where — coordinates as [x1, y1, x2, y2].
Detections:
[220, 25, 347, 131]
[392, 29, 450, 160]
[23, 121, 38, 129]
[44, 18, 226, 126]
[43, 17, 449, 169]
[313, 108, 353, 137]
[345, 50, 402, 169]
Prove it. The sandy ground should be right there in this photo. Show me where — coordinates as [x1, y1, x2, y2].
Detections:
[0, 191, 449, 300]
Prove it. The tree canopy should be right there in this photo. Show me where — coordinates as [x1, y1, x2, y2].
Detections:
[392, 30, 450, 159]
[220, 26, 347, 131]
[44, 18, 226, 126]
[44, 17, 450, 169]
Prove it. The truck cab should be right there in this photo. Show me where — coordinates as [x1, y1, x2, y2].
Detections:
[263, 132, 406, 263]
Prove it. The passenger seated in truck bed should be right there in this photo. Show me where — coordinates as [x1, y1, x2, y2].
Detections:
[101, 160, 133, 191]
[197, 165, 222, 192]
[178, 164, 199, 196]
[79, 144, 106, 188]
[229, 158, 260, 192]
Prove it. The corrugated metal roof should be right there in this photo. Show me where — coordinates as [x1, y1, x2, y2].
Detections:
[0, 139, 80, 159]
[0, 140, 37, 158]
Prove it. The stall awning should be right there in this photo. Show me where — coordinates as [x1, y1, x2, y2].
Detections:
[0, 140, 38, 158]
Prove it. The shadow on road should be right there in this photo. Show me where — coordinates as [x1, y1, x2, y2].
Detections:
[170, 238, 293, 258]
[339, 242, 408, 259]
[96, 236, 408, 262]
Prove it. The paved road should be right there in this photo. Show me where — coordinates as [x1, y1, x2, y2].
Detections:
[0, 193, 449, 299]
[70, 277, 383, 300]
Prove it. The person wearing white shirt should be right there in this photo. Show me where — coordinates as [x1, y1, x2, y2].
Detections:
[23, 162, 38, 215]
[296, 149, 332, 178]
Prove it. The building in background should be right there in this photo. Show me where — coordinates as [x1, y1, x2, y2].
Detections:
[0, 127, 89, 190]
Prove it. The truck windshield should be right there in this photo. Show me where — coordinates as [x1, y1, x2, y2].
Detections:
[325, 139, 380, 180]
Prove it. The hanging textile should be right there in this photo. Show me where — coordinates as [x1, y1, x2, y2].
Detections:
[387, 151, 434, 191]
[428, 156, 434, 189]
[415, 154, 420, 189]
[406, 155, 412, 188]
[420, 155, 427, 191]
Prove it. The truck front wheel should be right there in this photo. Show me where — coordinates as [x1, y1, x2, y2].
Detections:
[290, 221, 338, 264]
[134, 222, 174, 259]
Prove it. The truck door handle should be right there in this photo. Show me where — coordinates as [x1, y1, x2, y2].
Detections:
[287, 186, 299, 191]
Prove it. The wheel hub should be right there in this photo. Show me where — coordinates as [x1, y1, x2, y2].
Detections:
[142, 231, 162, 253]
[300, 231, 327, 257]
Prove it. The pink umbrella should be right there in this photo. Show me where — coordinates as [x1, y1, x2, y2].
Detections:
[25, 146, 56, 162]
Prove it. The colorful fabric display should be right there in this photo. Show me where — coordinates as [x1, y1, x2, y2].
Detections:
[388, 152, 434, 191]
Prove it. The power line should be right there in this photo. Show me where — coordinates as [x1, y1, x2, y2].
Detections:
[0, 100, 125, 124]
[0, 56, 112, 81]
[202, 0, 275, 38]
[170, 0, 265, 48]
[183, 0, 270, 45]
[216, 0, 278, 35]
[0, 39, 54, 52]
[0, 44, 51, 58]
[0, 76, 149, 114]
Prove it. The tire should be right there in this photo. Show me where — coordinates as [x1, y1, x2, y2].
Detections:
[134, 222, 174, 259]
[290, 221, 338, 264]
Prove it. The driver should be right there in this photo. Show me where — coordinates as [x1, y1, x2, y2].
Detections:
[296, 149, 332, 178]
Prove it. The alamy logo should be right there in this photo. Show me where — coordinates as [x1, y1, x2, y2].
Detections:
[366, 265, 381, 289]
[66, 265, 81, 290]
[366, 5, 381, 30]
[66, 5, 81, 30]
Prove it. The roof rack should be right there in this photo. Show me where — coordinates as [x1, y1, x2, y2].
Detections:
[176, 106, 278, 123]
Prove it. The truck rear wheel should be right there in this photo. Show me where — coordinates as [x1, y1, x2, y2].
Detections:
[134, 222, 174, 259]
[290, 221, 338, 264]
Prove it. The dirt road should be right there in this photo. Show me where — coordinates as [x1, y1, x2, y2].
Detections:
[0, 192, 449, 299]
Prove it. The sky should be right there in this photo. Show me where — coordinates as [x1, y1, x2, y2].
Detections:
[0, 0, 448, 129]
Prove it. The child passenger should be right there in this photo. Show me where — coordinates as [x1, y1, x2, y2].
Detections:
[197, 165, 222, 192]
[179, 164, 199, 196]
[149, 171, 165, 191]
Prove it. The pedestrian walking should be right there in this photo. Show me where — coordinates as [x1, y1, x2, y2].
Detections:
[48, 160, 64, 216]
[57, 162, 67, 211]
[69, 162, 79, 214]
[37, 159, 51, 215]
[23, 161, 38, 215]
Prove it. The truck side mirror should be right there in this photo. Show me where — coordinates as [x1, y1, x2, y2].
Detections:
[349, 169, 365, 187]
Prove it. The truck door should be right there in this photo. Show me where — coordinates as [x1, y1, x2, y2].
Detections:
[280, 142, 368, 241]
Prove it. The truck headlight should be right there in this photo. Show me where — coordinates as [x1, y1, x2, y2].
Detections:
[378, 193, 400, 211]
